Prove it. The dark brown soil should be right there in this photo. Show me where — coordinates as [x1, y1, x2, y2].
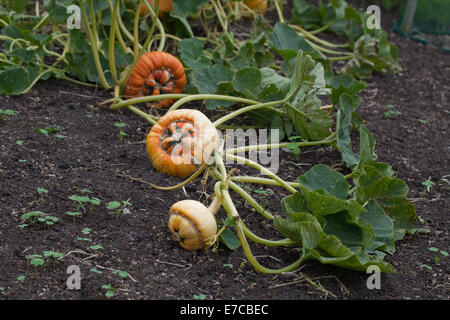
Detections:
[0, 1, 448, 301]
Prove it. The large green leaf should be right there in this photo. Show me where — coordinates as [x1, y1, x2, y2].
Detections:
[291, 0, 322, 29]
[357, 125, 376, 170]
[65, 29, 110, 84]
[2, 25, 51, 46]
[273, 213, 394, 273]
[259, 68, 291, 95]
[232, 67, 261, 97]
[13, 0, 29, 13]
[327, 74, 366, 105]
[322, 209, 374, 250]
[165, 13, 194, 38]
[297, 165, 350, 217]
[284, 51, 332, 141]
[0, 66, 30, 95]
[309, 235, 394, 273]
[191, 64, 235, 109]
[269, 23, 317, 61]
[355, 163, 421, 239]
[178, 38, 211, 70]
[335, 94, 359, 169]
[172, 0, 208, 16]
[230, 42, 257, 70]
[191, 64, 234, 94]
[360, 200, 395, 253]
[281, 192, 310, 220]
[298, 165, 350, 200]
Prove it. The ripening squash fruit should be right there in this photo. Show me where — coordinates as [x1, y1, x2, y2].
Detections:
[168, 199, 218, 251]
[124, 51, 186, 108]
[233, 0, 268, 18]
[146, 109, 220, 178]
[244, 0, 267, 13]
[140, 0, 173, 18]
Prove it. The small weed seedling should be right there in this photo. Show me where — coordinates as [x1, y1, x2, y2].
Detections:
[87, 197, 101, 213]
[66, 211, 82, 222]
[25, 250, 62, 269]
[77, 228, 92, 242]
[77, 237, 91, 242]
[428, 247, 448, 264]
[0, 108, 15, 120]
[25, 254, 45, 269]
[114, 122, 127, 142]
[43, 251, 64, 266]
[37, 187, 48, 200]
[102, 284, 115, 298]
[69, 195, 90, 211]
[287, 136, 302, 160]
[34, 126, 67, 139]
[21, 211, 58, 227]
[69, 195, 101, 213]
[89, 245, 103, 253]
[254, 189, 274, 211]
[421, 178, 435, 196]
[106, 200, 132, 220]
[21, 211, 44, 224]
[37, 215, 59, 227]
[193, 294, 207, 300]
[90, 268, 103, 274]
[112, 270, 129, 279]
[119, 130, 127, 142]
[384, 105, 402, 119]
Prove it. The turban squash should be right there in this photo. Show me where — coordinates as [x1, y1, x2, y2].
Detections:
[124, 51, 186, 108]
[168, 200, 218, 251]
[146, 109, 220, 178]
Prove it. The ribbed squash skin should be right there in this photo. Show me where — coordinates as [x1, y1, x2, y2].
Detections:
[124, 51, 186, 108]
[168, 200, 217, 250]
[146, 109, 220, 178]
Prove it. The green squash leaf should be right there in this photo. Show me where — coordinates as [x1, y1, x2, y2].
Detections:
[298, 164, 350, 200]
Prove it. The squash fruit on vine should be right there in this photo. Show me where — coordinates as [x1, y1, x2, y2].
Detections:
[146, 109, 220, 178]
[124, 51, 186, 108]
[140, 0, 173, 18]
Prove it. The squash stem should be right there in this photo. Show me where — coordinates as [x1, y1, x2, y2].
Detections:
[211, 0, 239, 50]
[133, 0, 145, 56]
[224, 134, 336, 154]
[110, 94, 189, 110]
[126, 105, 157, 125]
[80, 0, 110, 89]
[231, 175, 300, 188]
[211, 167, 274, 220]
[108, 0, 120, 84]
[219, 187, 304, 274]
[168, 94, 259, 112]
[240, 221, 296, 247]
[224, 153, 298, 194]
[140, 0, 166, 51]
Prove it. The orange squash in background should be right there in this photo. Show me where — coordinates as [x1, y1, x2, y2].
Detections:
[140, 0, 173, 18]
[124, 51, 186, 108]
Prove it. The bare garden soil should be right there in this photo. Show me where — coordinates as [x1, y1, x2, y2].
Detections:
[0, 2, 449, 300]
